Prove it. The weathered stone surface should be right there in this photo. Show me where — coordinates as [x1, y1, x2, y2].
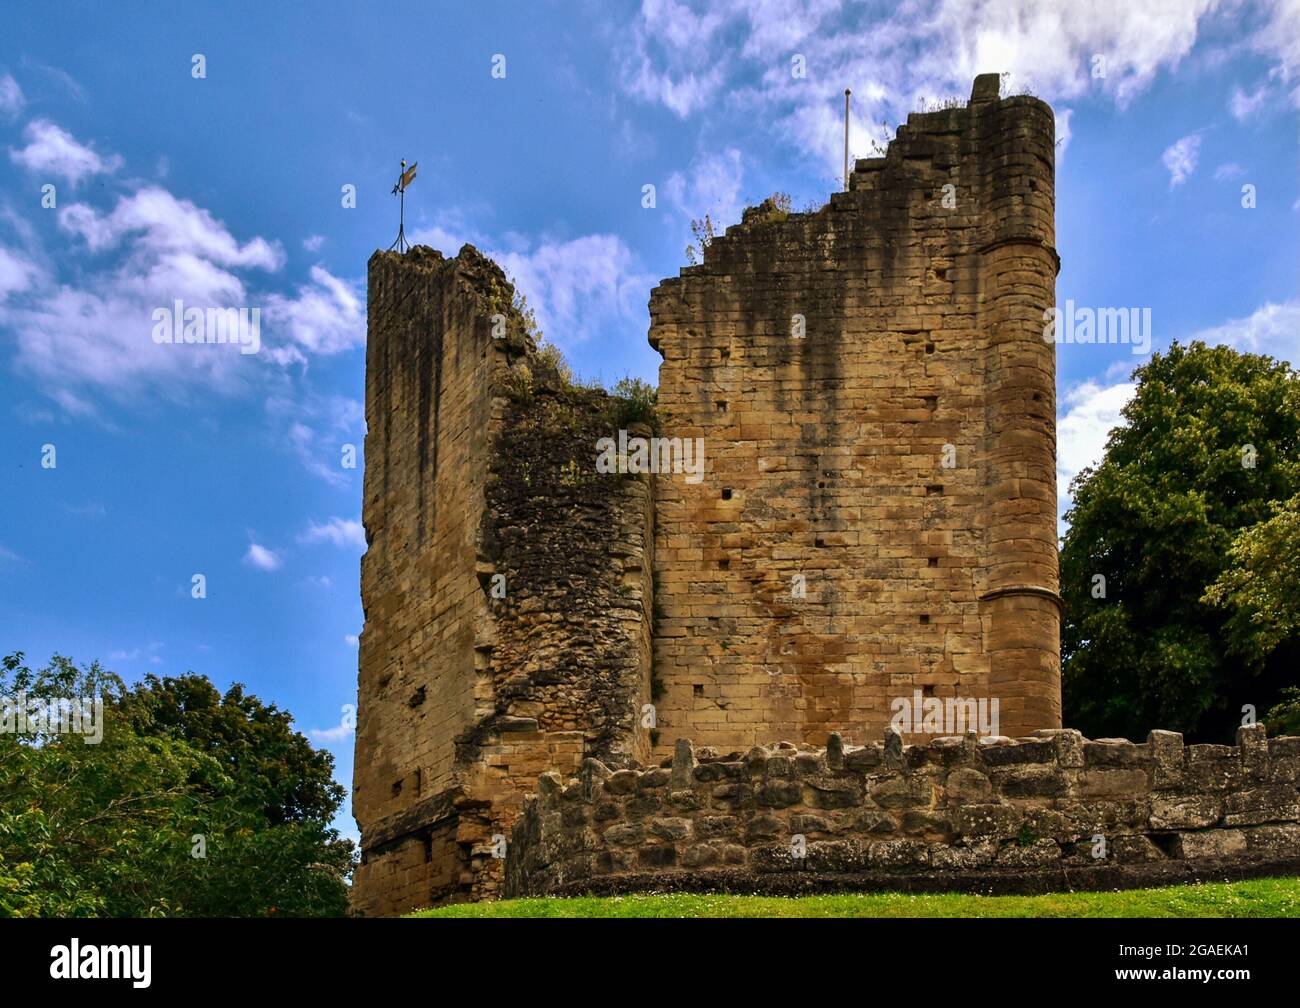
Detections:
[1112, 835, 1167, 863]
[1075, 769, 1149, 799]
[1174, 830, 1246, 859]
[351, 248, 658, 913]
[930, 843, 997, 869]
[1083, 741, 1144, 769]
[756, 780, 804, 808]
[996, 839, 1060, 868]
[682, 843, 718, 868]
[1245, 824, 1300, 858]
[1149, 795, 1222, 830]
[946, 768, 993, 803]
[695, 815, 740, 839]
[955, 804, 1024, 840]
[1147, 730, 1185, 789]
[980, 740, 1055, 767]
[1238, 723, 1270, 782]
[996, 766, 1068, 798]
[884, 728, 905, 770]
[1223, 786, 1300, 826]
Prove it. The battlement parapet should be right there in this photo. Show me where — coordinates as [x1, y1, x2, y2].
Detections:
[505, 725, 1300, 897]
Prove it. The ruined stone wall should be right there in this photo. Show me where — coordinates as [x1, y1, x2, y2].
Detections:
[505, 726, 1300, 897]
[353, 247, 510, 916]
[455, 387, 655, 899]
[356, 74, 1070, 912]
[647, 74, 1061, 757]
[352, 253, 654, 914]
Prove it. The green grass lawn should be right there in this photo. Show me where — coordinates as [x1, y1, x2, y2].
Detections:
[409, 877, 1300, 918]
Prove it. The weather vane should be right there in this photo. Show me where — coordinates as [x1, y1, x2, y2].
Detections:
[388, 158, 418, 253]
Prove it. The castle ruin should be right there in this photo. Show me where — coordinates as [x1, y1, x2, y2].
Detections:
[351, 75, 1067, 914]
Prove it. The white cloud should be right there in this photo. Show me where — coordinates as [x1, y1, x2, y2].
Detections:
[310, 720, 354, 744]
[0, 245, 38, 301]
[326, 396, 364, 431]
[1213, 161, 1245, 180]
[1229, 81, 1270, 120]
[108, 642, 163, 665]
[19, 59, 84, 101]
[1191, 298, 1300, 364]
[1249, 0, 1300, 106]
[263, 265, 364, 365]
[613, 0, 1253, 180]
[0, 163, 370, 412]
[244, 542, 282, 571]
[262, 395, 361, 486]
[409, 222, 469, 256]
[344, 634, 359, 648]
[1055, 108, 1074, 164]
[299, 517, 366, 550]
[1058, 379, 1137, 501]
[302, 234, 325, 252]
[498, 235, 654, 348]
[60, 187, 282, 269]
[0, 74, 23, 118]
[619, 0, 729, 116]
[665, 147, 745, 228]
[412, 219, 656, 352]
[9, 119, 122, 185]
[1162, 133, 1201, 186]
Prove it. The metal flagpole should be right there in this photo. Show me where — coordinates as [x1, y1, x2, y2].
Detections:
[844, 89, 851, 192]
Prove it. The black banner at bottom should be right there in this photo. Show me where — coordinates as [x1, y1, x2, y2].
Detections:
[0, 917, 1286, 993]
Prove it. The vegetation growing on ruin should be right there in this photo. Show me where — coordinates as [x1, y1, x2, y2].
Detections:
[684, 214, 718, 266]
[609, 376, 657, 430]
[739, 192, 792, 226]
[685, 192, 795, 266]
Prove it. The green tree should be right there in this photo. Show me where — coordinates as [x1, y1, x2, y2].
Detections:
[0, 653, 354, 917]
[1060, 342, 1300, 742]
[118, 673, 343, 826]
[1203, 493, 1300, 665]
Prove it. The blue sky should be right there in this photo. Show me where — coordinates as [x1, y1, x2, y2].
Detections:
[1, 1, 1297, 840]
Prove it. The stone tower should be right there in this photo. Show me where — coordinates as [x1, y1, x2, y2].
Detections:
[648, 73, 1060, 751]
[352, 74, 1061, 915]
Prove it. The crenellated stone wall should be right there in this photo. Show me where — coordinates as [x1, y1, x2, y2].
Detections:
[505, 725, 1300, 897]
